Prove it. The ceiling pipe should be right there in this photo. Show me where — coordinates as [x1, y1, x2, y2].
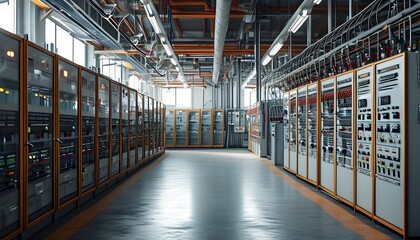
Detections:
[212, 0, 233, 85]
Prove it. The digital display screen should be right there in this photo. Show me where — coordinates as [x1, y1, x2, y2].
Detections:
[358, 99, 367, 108]
[6, 155, 16, 165]
[380, 95, 391, 106]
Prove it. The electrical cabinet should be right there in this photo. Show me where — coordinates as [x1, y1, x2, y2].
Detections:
[81, 69, 96, 192]
[165, 109, 175, 147]
[188, 110, 200, 147]
[128, 90, 137, 168]
[58, 59, 79, 204]
[283, 92, 290, 170]
[335, 72, 354, 204]
[121, 86, 129, 171]
[297, 87, 307, 179]
[149, 98, 154, 156]
[355, 64, 374, 214]
[320, 78, 335, 193]
[111, 83, 121, 176]
[175, 110, 188, 147]
[144, 97, 150, 157]
[201, 110, 212, 147]
[307, 83, 318, 183]
[0, 31, 21, 238]
[98, 77, 110, 184]
[137, 93, 144, 161]
[26, 44, 55, 222]
[289, 90, 297, 173]
[213, 109, 224, 147]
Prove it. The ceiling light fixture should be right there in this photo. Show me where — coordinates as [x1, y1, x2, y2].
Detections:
[314, 0, 322, 4]
[148, 16, 162, 34]
[269, 42, 283, 56]
[170, 58, 177, 65]
[145, 4, 154, 16]
[262, 55, 273, 66]
[289, 9, 309, 33]
[163, 44, 173, 57]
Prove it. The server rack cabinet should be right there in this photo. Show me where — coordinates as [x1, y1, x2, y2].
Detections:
[148, 97, 154, 156]
[57, 58, 79, 205]
[0, 29, 22, 239]
[121, 86, 129, 172]
[200, 109, 212, 147]
[373, 53, 420, 237]
[144, 97, 149, 158]
[128, 89, 137, 168]
[335, 71, 355, 205]
[297, 87, 308, 179]
[165, 109, 175, 147]
[110, 82, 121, 177]
[80, 68, 96, 194]
[307, 83, 318, 184]
[320, 78, 335, 194]
[175, 109, 188, 147]
[188, 109, 200, 147]
[283, 92, 290, 171]
[289, 90, 297, 173]
[25, 42, 55, 226]
[137, 93, 144, 162]
[212, 109, 224, 147]
[355, 64, 374, 216]
[97, 77, 110, 185]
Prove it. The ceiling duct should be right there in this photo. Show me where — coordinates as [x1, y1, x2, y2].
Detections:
[212, 0, 232, 85]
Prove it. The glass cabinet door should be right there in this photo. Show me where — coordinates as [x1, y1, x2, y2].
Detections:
[129, 90, 137, 167]
[121, 86, 129, 171]
[81, 69, 96, 192]
[188, 110, 199, 146]
[144, 97, 149, 157]
[175, 110, 187, 146]
[26, 45, 54, 221]
[58, 59, 79, 203]
[149, 98, 154, 155]
[111, 83, 121, 176]
[0, 32, 20, 237]
[137, 94, 143, 161]
[201, 110, 211, 146]
[213, 110, 223, 146]
[98, 77, 110, 184]
[297, 87, 307, 178]
[165, 110, 175, 146]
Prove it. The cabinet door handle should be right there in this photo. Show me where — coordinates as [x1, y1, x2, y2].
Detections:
[26, 141, 34, 148]
[56, 138, 64, 144]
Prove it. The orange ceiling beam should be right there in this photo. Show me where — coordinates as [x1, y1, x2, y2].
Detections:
[172, 11, 244, 19]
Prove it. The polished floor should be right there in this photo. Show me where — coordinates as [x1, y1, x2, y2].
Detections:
[42, 149, 400, 240]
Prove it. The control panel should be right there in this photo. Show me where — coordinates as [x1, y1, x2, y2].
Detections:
[336, 74, 353, 169]
[283, 93, 289, 169]
[297, 87, 307, 177]
[289, 91, 297, 172]
[307, 84, 317, 182]
[321, 79, 335, 164]
[356, 67, 373, 176]
[376, 59, 403, 185]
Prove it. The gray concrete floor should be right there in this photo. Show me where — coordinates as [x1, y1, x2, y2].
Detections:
[61, 149, 400, 240]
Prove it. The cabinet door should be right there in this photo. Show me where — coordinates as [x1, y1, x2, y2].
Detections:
[26, 45, 54, 222]
[144, 97, 149, 157]
[0, 31, 21, 238]
[98, 77, 110, 184]
[201, 110, 212, 146]
[176, 110, 187, 146]
[213, 110, 223, 146]
[165, 110, 175, 146]
[137, 94, 143, 161]
[58, 59, 79, 204]
[121, 86, 129, 171]
[188, 111, 199, 146]
[128, 90, 137, 167]
[111, 83, 120, 176]
[81, 69, 96, 192]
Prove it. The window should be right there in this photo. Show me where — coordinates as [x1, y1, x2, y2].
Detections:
[162, 88, 175, 106]
[0, 0, 16, 33]
[99, 55, 122, 82]
[176, 88, 191, 108]
[45, 18, 87, 66]
[244, 88, 256, 107]
[128, 75, 141, 92]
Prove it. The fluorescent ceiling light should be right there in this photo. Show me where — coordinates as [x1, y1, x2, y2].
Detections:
[269, 42, 283, 56]
[145, 4, 154, 16]
[160, 37, 166, 44]
[175, 66, 180, 71]
[262, 55, 272, 66]
[170, 58, 177, 65]
[314, 0, 322, 4]
[163, 44, 173, 57]
[148, 16, 162, 34]
[289, 10, 309, 33]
